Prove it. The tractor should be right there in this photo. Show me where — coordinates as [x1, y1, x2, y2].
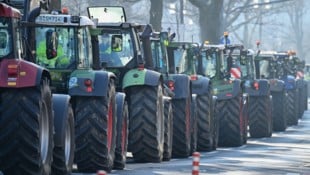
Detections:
[237, 49, 273, 138]
[88, 6, 167, 164]
[199, 43, 248, 147]
[166, 40, 217, 154]
[0, 0, 73, 175]
[21, 2, 122, 173]
[254, 51, 288, 131]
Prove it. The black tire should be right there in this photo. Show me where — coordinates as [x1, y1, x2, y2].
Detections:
[212, 99, 219, 150]
[190, 95, 197, 154]
[248, 96, 273, 138]
[171, 97, 191, 158]
[217, 96, 244, 147]
[286, 89, 299, 126]
[0, 80, 54, 175]
[52, 104, 74, 175]
[163, 98, 173, 161]
[113, 98, 128, 170]
[271, 91, 287, 132]
[74, 80, 116, 173]
[127, 85, 164, 163]
[196, 94, 214, 151]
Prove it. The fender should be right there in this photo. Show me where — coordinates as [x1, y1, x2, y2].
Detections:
[122, 68, 161, 89]
[244, 79, 270, 96]
[0, 59, 50, 88]
[269, 79, 285, 92]
[166, 74, 191, 99]
[214, 79, 242, 100]
[52, 94, 72, 146]
[191, 75, 211, 95]
[68, 69, 115, 96]
[283, 75, 296, 90]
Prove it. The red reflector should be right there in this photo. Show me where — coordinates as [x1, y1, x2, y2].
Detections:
[226, 93, 232, 97]
[84, 79, 92, 86]
[8, 64, 18, 77]
[168, 80, 175, 91]
[138, 64, 144, 71]
[190, 75, 198, 80]
[253, 82, 259, 90]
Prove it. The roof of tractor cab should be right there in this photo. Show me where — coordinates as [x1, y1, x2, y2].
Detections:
[35, 14, 94, 27]
[0, 2, 21, 18]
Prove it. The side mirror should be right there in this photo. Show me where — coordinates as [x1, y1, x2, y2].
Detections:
[46, 30, 58, 59]
[111, 34, 122, 52]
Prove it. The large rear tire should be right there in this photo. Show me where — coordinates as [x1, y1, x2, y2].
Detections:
[0, 80, 54, 175]
[52, 104, 74, 175]
[217, 96, 244, 147]
[163, 98, 173, 161]
[286, 89, 299, 126]
[127, 85, 164, 162]
[271, 91, 287, 132]
[248, 96, 273, 138]
[113, 97, 128, 170]
[196, 94, 214, 151]
[74, 80, 116, 173]
[171, 97, 191, 158]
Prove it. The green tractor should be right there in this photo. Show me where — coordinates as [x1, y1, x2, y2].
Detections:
[166, 40, 218, 154]
[88, 6, 167, 164]
[199, 43, 248, 147]
[238, 49, 273, 138]
[22, 4, 121, 173]
[254, 51, 288, 131]
[0, 0, 74, 174]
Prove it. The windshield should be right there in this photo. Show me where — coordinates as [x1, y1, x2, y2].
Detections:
[173, 48, 188, 73]
[98, 29, 133, 67]
[201, 52, 217, 78]
[259, 60, 270, 78]
[151, 40, 168, 73]
[0, 17, 12, 58]
[35, 27, 76, 69]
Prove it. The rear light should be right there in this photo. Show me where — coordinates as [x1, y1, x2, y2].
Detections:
[253, 81, 259, 90]
[138, 64, 145, 71]
[167, 80, 175, 91]
[8, 64, 18, 77]
[84, 79, 93, 92]
[190, 75, 198, 80]
[226, 93, 232, 97]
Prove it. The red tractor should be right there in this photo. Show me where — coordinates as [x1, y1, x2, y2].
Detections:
[0, 0, 74, 175]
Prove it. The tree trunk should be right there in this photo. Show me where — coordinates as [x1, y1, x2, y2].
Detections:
[150, 0, 163, 32]
[189, 0, 224, 43]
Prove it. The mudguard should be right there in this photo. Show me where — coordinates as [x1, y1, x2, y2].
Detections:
[68, 69, 115, 96]
[214, 79, 242, 100]
[52, 94, 71, 146]
[244, 79, 270, 96]
[166, 74, 191, 99]
[269, 79, 285, 92]
[122, 68, 161, 89]
[0, 59, 49, 88]
[191, 75, 211, 95]
[283, 75, 296, 90]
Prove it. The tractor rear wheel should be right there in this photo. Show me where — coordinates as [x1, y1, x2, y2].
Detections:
[190, 96, 197, 154]
[248, 96, 273, 138]
[75, 80, 116, 173]
[0, 80, 53, 175]
[286, 89, 299, 126]
[163, 98, 173, 161]
[217, 96, 244, 147]
[52, 103, 74, 175]
[171, 97, 191, 158]
[272, 91, 287, 132]
[196, 94, 214, 151]
[113, 98, 128, 170]
[127, 85, 164, 162]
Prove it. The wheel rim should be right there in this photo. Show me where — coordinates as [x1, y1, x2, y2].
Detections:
[107, 99, 113, 152]
[40, 101, 49, 164]
[65, 120, 72, 165]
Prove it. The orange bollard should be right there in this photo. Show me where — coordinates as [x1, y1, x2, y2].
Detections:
[97, 170, 107, 175]
[192, 152, 200, 175]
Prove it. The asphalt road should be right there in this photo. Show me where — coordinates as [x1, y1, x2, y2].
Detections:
[74, 108, 310, 175]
